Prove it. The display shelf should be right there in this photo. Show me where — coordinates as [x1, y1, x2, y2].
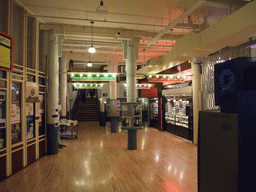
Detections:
[121, 103, 143, 129]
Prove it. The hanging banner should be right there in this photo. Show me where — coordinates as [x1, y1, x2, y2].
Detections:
[26, 82, 39, 102]
[0, 31, 13, 72]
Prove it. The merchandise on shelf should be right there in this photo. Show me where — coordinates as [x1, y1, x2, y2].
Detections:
[165, 97, 192, 128]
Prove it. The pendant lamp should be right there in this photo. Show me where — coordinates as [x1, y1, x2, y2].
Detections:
[88, 21, 96, 53]
[96, 0, 108, 15]
[87, 53, 92, 67]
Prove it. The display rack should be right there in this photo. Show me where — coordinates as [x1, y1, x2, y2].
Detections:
[59, 119, 78, 139]
[121, 102, 143, 129]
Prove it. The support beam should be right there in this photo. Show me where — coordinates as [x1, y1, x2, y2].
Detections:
[147, 0, 206, 46]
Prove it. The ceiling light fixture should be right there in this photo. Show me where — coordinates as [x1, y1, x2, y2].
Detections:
[88, 21, 96, 53]
[96, 0, 108, 15]
[87, 53, 92, 67]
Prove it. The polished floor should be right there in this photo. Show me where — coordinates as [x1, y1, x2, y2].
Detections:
[0, 122, 197, 192]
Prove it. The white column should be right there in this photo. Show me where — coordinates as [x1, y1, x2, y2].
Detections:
[191, 57, 202, 145]
[46, 30, 59, 154]
[60, 57, 68, 118]
[108, 60, 117, 100]
[122, 37, 140, 102]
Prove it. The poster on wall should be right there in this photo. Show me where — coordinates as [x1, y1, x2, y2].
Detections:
[26, 103, 34, 140]
[26, 82, 39, 102]
[0, 31, 13, 72]
[11, 82, 22, 144]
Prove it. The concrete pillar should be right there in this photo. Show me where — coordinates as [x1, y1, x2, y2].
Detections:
[46, 30, 59, 155]
[108, 60, 119, 132]
[60, 57, 68, 119]
[122, 37, 140, 150]
[124, 38, 139, 103]
[251, 48, 256, 57]
[191, 57, 202, 145]
[109, 61, 117, 100]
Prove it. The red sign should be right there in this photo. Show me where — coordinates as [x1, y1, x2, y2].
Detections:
[141, 88, 158, 97]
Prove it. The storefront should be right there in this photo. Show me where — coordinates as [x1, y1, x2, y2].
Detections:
[163, 84, 193, 141]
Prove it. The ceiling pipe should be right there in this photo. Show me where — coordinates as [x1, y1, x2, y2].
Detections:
[147, 0, 206, 46]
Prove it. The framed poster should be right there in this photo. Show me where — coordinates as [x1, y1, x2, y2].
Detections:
[0, 31, 13, 72]
[26, 82, 39, 102]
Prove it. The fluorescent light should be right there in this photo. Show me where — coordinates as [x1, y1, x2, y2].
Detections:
[71, 74, 74, 77]
[104, 74, 108, 77]
[88, 74, 91, 77]
[88, 47, 96, 53]
[80, 74, 83, 77]
[96, 74, 100, 77]
[149, 75, 152, 78]
[156, 75, 159, 78]
[87, 63, 92, 67]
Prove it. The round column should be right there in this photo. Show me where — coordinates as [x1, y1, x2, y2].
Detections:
[60, 57, 68, 119]
[191, 57, 202, 145]
[108, 61, 119, 132]
[46, 30, 59, 155]
[122, 37, 140, 150]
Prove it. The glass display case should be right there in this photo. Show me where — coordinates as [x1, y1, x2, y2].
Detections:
[151, 98, 158, 120]
[165, 96, 192, 129]
[121, 103, 143, 128]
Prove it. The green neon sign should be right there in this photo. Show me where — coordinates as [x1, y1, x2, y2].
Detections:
[73, 84, 103, 89]
[70, 74, 116, 81]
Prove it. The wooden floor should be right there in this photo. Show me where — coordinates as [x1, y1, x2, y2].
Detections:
[0, 121, 197, 192]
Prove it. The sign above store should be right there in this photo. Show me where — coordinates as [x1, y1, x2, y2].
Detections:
[123, 84, 152, 89]
[68, 73, 117, 81]
[0, 31, 13, 72]
[72, 83, 104, 89]
[147, 74, 192, 82]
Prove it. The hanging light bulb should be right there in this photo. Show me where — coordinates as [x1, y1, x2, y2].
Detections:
[96, 0, 108, 15]
[87, 53, 92, 67]
[88, 21, 96, 53]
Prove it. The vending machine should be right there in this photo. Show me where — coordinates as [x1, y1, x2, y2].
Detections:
[198, 57, 256, 192]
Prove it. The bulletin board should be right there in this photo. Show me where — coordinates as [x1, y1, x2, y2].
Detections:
[0, 31, 13, 72]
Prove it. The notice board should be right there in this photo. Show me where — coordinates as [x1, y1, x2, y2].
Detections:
[0, 31, 13, 72]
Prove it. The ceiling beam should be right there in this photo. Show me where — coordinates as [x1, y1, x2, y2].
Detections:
[40, 23, 183, 41]
[147, 0, 206, 46]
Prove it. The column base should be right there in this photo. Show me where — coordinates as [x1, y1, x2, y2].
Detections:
[110, 117, 118, 133]
[47, 124, 59, 155]
[128, 130, 137, 150]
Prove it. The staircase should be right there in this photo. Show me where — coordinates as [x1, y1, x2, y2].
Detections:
[73, 98, 99, 121]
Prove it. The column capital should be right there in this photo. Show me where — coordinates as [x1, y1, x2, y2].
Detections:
[189, 57, 203, 64]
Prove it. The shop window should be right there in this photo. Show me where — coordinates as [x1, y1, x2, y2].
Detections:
[11, 82, 22, 144]
[12, 4, 22, 65]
